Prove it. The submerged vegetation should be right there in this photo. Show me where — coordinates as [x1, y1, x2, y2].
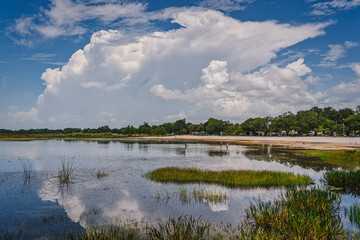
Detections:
[324, 169, 360, 195]
[59, 157, 75, 184]
[180, 187, 228, 203]
[155, 187, 228, 204]
[95, 170, 108, 179]
[146, 167, 313, 188]
[344, 204, 360, 228]
[303, 150, 360, 167]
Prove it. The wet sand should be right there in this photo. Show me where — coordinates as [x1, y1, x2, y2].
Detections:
[136, 135, 360, 150]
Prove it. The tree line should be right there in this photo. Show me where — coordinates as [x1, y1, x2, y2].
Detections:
[1, 106, 359, 136]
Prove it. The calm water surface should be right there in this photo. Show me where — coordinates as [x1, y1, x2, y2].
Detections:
[0, 139, 359, 237]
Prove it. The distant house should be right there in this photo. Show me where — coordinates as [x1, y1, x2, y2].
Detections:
[281, 130, 287, 136]
[268, 132, 282, 136]
[288, 130, 298, 136]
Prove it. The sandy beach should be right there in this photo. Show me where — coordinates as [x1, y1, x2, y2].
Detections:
[137, 135, 360, 150]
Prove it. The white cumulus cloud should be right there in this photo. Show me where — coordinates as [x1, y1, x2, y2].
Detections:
[151, 58, 318, 120]
[5, 8, 335, 128]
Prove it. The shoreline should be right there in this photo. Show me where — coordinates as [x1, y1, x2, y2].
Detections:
[134, 135, 360, 151]
[0, 135, 359, 150]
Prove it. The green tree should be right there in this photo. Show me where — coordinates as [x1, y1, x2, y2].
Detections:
[296, 110, 320, 133]
[225, 125, 236, 134]
[138, 122, 152, 135]
[173, 119, 186, 134]
[206, 118, 226, 134]
[121, 125, 136, 135]
[345, 115, 360, 134]
[153, 126, 167, 135]
[234, 126, 245, 135]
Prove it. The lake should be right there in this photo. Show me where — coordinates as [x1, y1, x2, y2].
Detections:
[0, 139, 359, 238]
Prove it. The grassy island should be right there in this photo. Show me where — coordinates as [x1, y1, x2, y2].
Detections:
[146, 167, 312, 188]
[302, 150, 360, 166]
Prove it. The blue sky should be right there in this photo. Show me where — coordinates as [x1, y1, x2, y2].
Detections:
[0, 0, 359, 129]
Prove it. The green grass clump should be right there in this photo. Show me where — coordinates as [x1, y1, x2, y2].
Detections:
[146, 167, 312, 188]
[324, 169, 360, 195]
[147, 216, 210, 240]
[95, 170, 108, 179]
[59, 157, 75, 184]
[303, 150, 360, 167]
[241, 187, 345, 239]
[76, 225, 141, 240]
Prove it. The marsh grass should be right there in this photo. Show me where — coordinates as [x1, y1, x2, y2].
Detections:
[324, 169, 360, 195]
[155, 187, 227, 205]
[303, 150, 360, 167]
[344, 204, 360, 228]
[20, 160, 31, 179]
[0, 231, 17, 240]
[146, 167, 312, 188]
[4, 188, 356, 239]
[147, 215, 210, 240]
[95, 170, 108, 179]
[76, 225, 141, 240]
[178, 187, 228, 203]
[155, 190, 172, 200]
[59, 157, 75, 184]
[241, 187, 345, 239]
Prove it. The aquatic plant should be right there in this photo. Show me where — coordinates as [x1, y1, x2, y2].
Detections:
[191, 188, 227, 202]
[0, 230, 24, 240]
[344, 204, 360, 228]
[177, 187, 228, 203]
[155, 190, 172, 200]
[240, 187, 345, 239]
[3, 187, 357, 239]
[146, 167, 313, 188]
[20, 160, 31, 179]
[324, 169, 360, 195]
[155, 187, 228, 204]
[59, 157, 75, 184]
[77, 225, 141, 240]
[303, 150, 360, 167]
[147, 215, 210, 240]
[95, 170, 108, 179]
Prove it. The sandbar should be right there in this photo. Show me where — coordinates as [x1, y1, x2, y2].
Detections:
[136, 135, 360, 150]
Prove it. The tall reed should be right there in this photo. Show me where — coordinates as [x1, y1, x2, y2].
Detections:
[20, 160, 31, 179]
[59, 157, 75, 184]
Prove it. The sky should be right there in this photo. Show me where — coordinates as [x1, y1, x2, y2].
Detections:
[0, 0, 359, 129]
